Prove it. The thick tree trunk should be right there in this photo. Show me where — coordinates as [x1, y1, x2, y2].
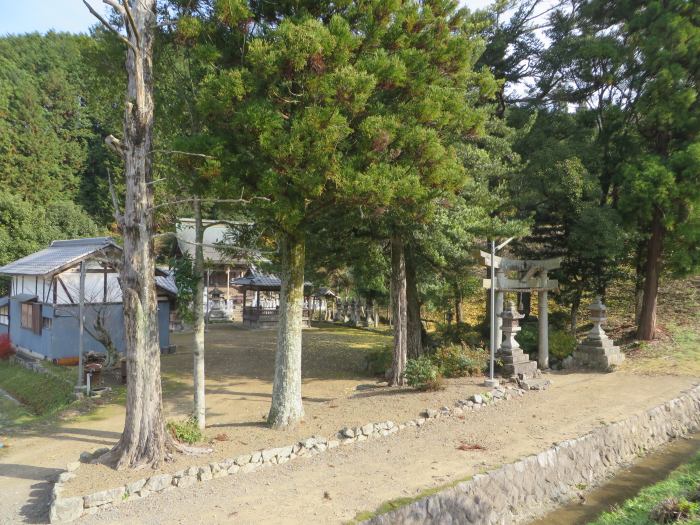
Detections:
[268, 231, 305, 428]
[634, 240, 646, 325]
[192, 198, 206, 430]
[454, 283, 463, 324]
[521, 292, 532, 319]
[389, 232, 407, 386]
[405, 243, 422, 359]
[637, 209, 665, 340]
[105, 0, 168, 469]
[570, 291, 581, 335]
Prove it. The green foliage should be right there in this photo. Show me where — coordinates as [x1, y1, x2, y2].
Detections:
[549, 330, 577, 361]
[516, 323, 576, 361]
[171, 254, 197, 324]
[518, 323, 538, 355]
[0, 33, 121, 225]
[0, 192, 100, 266]
[365, 345, 393, 377]
[434, 323, 485, 349]
[433, 345, 487, 378]
[404, 355, 444, 391]
[0, 361, 74, 416]
[589, 451, 700, 525]
[167, 416, 203, 444]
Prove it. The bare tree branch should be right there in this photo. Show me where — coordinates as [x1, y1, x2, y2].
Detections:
[83, 0, 137, 53]
[105, 134, 125, 157]
[102, 0, 125, 16]
[151, 150, 216, 159]
[121, 0, 141, 47]
[107, 169, 124, 227]
[151, 197, 270, 211]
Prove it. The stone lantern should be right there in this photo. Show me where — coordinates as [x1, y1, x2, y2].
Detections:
[498, 301, 537, 378]
[572, 296, 625, 370]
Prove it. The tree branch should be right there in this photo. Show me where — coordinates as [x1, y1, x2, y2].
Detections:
[151, 197, 270, 211]
[151, 150, 216, 159]
[107, 169, 124, 227]
[121, 0, 141, 47]
[83, 0, 137, 53]
[105, 134, 125, 157]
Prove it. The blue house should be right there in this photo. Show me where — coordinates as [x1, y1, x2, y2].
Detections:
[0, 237, 176, 361]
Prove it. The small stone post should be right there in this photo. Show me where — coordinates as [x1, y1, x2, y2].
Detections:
[538, 288, 549, 369]
[572, 296, 625, 370]
[498, 301, 538, 378]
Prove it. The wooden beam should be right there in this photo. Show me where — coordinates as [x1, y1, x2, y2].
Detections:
[56, 277, 75, 304]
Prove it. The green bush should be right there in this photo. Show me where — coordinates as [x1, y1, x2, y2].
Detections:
[433, 344, 487, 378]
[518, 323, 538, 355]
[365, 344, 393, 376]
[549, 329, 577, 360]
[167, 416, 203, 444]
[434, 322, 485, 348]
[404, 355, 444, 391]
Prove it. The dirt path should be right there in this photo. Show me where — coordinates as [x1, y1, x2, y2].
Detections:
[65, 373, 694, 525]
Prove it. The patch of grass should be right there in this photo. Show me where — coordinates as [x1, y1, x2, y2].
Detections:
[588, 451, 700, 525]
[347, 474, 474, 524]
[0, 395, 33, 427]
[167, 416, 203, 444]
[0, 360, 74, 418]
[625, 324, 700, 376]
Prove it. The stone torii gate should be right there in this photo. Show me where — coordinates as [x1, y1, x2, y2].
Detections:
[479, 252, 562, 369]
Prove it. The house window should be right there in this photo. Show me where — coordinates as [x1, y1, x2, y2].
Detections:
[0, 305, 8, 325]
[21, 302, 42, 334]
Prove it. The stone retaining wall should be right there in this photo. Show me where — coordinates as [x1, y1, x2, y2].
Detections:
[49, 382, 532, 523]
[365, 384, 700, 525]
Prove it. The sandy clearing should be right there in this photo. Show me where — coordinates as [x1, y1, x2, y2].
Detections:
[72, 372, 696, 525]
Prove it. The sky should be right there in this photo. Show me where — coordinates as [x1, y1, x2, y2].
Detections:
[0, 0, 493, 36]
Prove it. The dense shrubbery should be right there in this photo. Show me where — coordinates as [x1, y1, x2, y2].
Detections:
[549, 330, 577, 360]
[433, 344, 487, 378]
[519, 323, 577, 362]
[404, 356, 443, 391]
[433, 322, 486, 349]
[403, 341, 487, 391]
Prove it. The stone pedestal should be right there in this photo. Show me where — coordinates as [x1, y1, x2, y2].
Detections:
[573, 297, 625, 370]
[497, 302, 538, 378]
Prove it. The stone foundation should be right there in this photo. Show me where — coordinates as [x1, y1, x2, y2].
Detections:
[365, 384, 700, 525]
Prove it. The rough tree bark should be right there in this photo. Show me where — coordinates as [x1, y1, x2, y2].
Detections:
[389, 232, 407, 386]
[634, 239, 647, 325]
[86, 0, 168, 469]
[453, 283, 463, 324]
[405, 243, 423, 359]
[638, 208, 665, 340]
[268, 231, 305, 428]
[192, 198, 206, 430]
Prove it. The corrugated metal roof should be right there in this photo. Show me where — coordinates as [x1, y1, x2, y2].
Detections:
[0, 237, 118, 277]
[155, 272, 178, 296]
